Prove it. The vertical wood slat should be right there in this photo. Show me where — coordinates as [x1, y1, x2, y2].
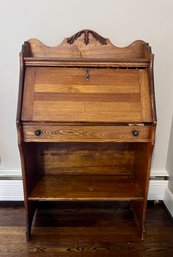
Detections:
[21, 68, 35, 121]
[140, 70, 152, 121]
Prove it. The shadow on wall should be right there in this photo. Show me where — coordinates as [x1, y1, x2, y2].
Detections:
[166, 115, 173, 192]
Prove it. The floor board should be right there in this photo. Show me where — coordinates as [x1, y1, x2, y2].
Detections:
[0, 201, 173, 257]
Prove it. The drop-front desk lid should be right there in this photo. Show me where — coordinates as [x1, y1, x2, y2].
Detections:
[20, 30, 155, 123]
[21, 67, 152, 123]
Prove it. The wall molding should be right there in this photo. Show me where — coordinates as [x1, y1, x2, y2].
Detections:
[150, 169, 169, 177]
[164, 187, 173, 217]
[0, 170, 21, 178]
[148, 180, 168, 200]
[0, 180, 23, 201]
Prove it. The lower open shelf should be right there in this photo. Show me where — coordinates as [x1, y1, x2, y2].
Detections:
[28, 175, 144, 201]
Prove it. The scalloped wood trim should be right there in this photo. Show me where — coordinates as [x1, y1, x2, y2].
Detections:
[23, 30, 151, 60]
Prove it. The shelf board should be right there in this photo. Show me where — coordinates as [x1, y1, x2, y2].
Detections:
[28, 175, 143, 201]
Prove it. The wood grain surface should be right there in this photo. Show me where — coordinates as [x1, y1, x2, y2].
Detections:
[25, 31, 151, 60]
[23, 124, 152, 142]
[21, 67, 152, 123]
[40, 142, 134, 175]
[0, 202, 173, 257]
[28, 175, 143, 201]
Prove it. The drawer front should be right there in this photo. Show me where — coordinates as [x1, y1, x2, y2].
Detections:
[23, 125, 152, 142]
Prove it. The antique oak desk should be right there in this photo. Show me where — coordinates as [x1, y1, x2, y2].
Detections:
[17, 30, 156, 240]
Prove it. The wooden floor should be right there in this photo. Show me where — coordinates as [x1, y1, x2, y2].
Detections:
[0, 201, 173, 257]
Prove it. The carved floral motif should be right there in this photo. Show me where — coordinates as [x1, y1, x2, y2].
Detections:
[67, 29, 107, 45]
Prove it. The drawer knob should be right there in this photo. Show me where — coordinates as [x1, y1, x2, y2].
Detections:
[34, 129, 42, 136]
[132, 130, 139, 137]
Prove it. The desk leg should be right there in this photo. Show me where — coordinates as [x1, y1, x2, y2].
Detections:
[131, 200, 146, 239]
[26, 201, 39, 241]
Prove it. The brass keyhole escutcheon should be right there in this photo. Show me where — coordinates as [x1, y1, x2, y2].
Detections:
[85, 69, 89, 80]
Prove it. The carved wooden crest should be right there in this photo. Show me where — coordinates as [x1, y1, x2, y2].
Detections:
[22, 29, 151, 63]
[67, 29, 107, 45]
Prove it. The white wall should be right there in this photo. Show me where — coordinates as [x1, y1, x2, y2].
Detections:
[0, 0, 173, 176]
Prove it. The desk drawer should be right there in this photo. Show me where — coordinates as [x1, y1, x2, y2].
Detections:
[23, 124, 152, 142]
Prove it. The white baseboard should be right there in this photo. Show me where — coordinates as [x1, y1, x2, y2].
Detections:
[0, 180, 23, 201]
[0, 170, 21, 177]
[164, 187, 173, 217]
[0, 169, 169, 201]
[148, 180, 168, 200]
[150, 169, 169, 177]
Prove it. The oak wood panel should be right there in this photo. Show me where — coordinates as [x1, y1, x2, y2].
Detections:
[28, 175, 143, 201]
[18, 142, 41, 240]
[140, 70, 152, 121]
[21, 68, 35, 120]
[26, 30, 151, 60]
[34, 84, 140, 94]
[33, 101, 142, 122]
[41, 142, 134, 175]
[25, 59, 150, 68]
[34, 92, 140, 102]
[131, 142, 155, 238]
[34, 67, 140, 85]
[149, 54, 157, 123]
[16, 51, 24, 125]
[23, 124, 152, 142]
[21, 67, 152, 123]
